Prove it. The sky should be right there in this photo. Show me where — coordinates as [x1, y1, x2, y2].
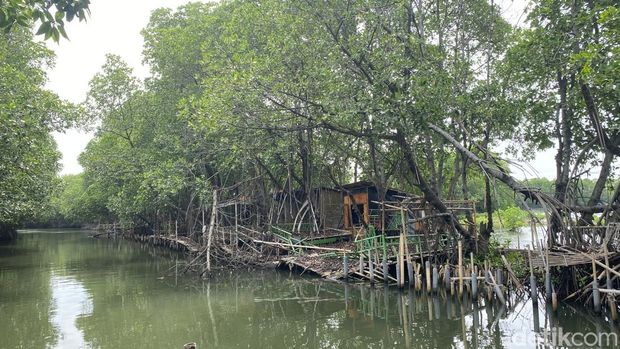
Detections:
[47, 0, 559, 180]
[48, 0, 199, 175]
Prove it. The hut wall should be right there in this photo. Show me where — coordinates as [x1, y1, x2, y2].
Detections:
[316, 189, 343, 229]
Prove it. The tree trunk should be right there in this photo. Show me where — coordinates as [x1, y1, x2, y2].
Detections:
[581, 151, 614, 225]
[204, 190, 218, 274]
[395, 129, 471, 243]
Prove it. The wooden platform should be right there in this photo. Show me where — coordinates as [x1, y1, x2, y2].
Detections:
[505, 248, 618, 269]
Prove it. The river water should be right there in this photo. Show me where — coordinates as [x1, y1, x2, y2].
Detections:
[0, 230, 617, 348]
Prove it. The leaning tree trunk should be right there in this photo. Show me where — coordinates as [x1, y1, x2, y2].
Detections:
[582, 150, 614, 225]
[394, 129, 472, 246]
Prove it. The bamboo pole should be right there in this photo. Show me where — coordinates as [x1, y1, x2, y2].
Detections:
[399, 208, 406, 288]
[458, 241, 464, 296]
[404, 233, 414, 287]
[528, 248, 538, 305]
[369, 256, 375, 285]
[485, 260, 492, 301]
[592, 259, 601, 313]
[487, 270, 506, 306]
[444, 263, 451, 289]
[604, 246, 617, 321]
[415, 263, 422, 291]
[501, 255, 523, 290]
[471, 270, 478, 300]
[382, 254, 389, 284]
[425, 261, 432, 293]
[399, 239, 405, 288]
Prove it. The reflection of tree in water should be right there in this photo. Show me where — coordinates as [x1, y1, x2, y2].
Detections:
[0, 233, 57, 348]
[2, 232, 615, 349]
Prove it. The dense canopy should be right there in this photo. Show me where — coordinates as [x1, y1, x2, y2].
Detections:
[2, 0, 618, 246]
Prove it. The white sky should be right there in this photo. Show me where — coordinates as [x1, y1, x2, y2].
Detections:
[48, 0, 199, 175]
[47, 0, 562, 180]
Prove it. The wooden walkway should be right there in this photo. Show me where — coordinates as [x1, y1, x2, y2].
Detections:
[506, 248, 618, 269]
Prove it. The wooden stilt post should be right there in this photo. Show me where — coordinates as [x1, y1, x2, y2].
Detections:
[485, 261, 492, 301]
[444, 263, 451, 289]
[399, 207, 406, 289]
[545, 270, 552, 303]
[425, 261, 432, 293]
[432, 265, 439, 292]
[360, 254, 365, 279]
[471, 270, 478, 300]
[541, 236, 552, 308]
[404, 235, 414, 287]
[399, 235, 405, 289]
[369, 257, 375, 285]
[458, 241, 464, 297]
[528, 248, 538, 305]
[604, 246, 617, 321]
[382, 254, 388, 284]
[592, 259, 601, 313]
[343, 254, 349, 281]
[415, 263, 422, 291]
[496, 268, 503, 299]
[487, 270, 506, 306]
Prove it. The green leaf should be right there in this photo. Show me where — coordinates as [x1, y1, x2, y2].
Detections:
[58, 25, 69, 40]
[66, 9, 75, 22]
[55, 10, 64, 21]
[36, 21, 52, 36]
[51, 27, 60, 42]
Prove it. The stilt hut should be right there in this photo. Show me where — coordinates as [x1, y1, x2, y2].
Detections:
[341, 181, 412, 231]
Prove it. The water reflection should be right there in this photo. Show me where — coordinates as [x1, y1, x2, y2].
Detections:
[0, 231, 617, 349]
[49, 275, 93, 349]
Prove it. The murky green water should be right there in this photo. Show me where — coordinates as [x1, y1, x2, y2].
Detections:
[0, 230, 617, 348]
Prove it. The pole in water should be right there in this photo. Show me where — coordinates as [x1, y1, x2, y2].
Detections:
[471, 271, 478, 300]
[382, 254, 388, 284]
[398, 234, 405, 288]
[592, 260, 601, 313]
[343, 255, 349, 281]
[545, 270, 552, 302]
[458, 241, 464, 297]
[425, 261, 432, 293]
[396, 257, 402, 288]
[444, 264, 451, 289]
[432, 265, 439, 292]
[415, 263, 422, 291]
[592, 277, 601, 313]
[530, 274, 538, 305]
[604, 245, 617, 321]
[369, 257, 375, 285]
[359, 254, 364, 277]
[496, 268, 504, 299]
[407, 259, 414, 287]
[528, 248, 538, 305]
[485, 262, 492, 301]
